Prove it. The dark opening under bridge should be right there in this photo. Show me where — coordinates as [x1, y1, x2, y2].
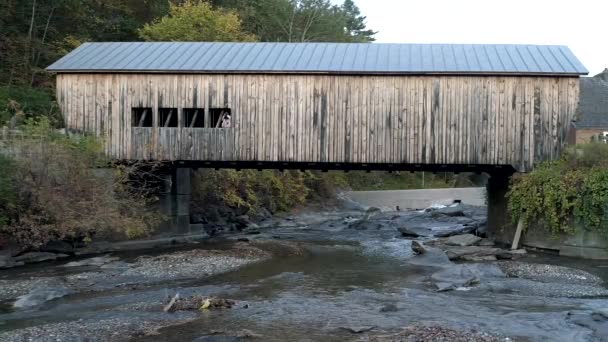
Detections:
[48, 42, 588, 240]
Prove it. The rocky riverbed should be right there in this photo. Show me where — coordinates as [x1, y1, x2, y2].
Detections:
[1, 202, 608, 341]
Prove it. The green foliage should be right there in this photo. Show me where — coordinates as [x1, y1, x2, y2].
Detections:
[193, 169, 315, 214]
[0, 155, 17, 227]
[1, 0, 170, 87]
[508, 143, 608, 235]
[0, 86, 59, 126]
[139, 1, 257, 42]
[211, 0, 376, 42]
[343, 171, 475, 191]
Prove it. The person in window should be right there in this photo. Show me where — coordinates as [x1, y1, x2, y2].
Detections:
[221, 113, 231, 128]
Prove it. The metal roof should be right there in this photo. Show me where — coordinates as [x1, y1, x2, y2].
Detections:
[47, 42, 588, 76]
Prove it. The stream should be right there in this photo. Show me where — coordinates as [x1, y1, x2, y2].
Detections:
[1, 205, 608, 341]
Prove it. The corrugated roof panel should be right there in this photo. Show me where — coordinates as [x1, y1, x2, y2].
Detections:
[47, 42, 588, 75]
[504, 45, 528, 73]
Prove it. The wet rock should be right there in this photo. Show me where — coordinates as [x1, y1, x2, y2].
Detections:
[446, 234, 482, 247]
[99, 261, 130, 270]
[397, 226, 427, 237]
[432, 225, 477, 237]
[191, 214, 208, 225]
[461, 255, 497, 262]
[193, 337, 242, 342]
[477, 238, 495, 247]
[40, 241, 74, 254]
[64, 255, 119, 267]
[379, 304, 399, 312]
[236, 330, 262, 338]
[411, 241, 426, 255]
[433, 206, 465, 217]
[569, 312, 608, 339]
[431, 263, 505, 292]
[340, 326, 376, 334]
[444, 246, 510, 261]
[74, 241, 113, 255]
[407, 247, 452, 267]
[366, 207, 381, 215]
[435, 277, 480, 292]
[0, 255, 24, 269]
[245, 223, 259, 230]
[165, 295, 236, 312]
[14, 252, 68, 264]
[234, 215, 251, 227]
[350, 219, 383, 230]
[13, 287, 73, 309]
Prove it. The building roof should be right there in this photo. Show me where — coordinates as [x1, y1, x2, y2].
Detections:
[46, 42, 588, 76]
[575, 70, 608, 129]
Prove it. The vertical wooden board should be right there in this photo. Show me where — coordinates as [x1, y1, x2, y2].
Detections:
[551, 78, 559, 159]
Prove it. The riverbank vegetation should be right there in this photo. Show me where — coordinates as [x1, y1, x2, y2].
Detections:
[0, 118, 161, 249]
[508, 143, 608, 235]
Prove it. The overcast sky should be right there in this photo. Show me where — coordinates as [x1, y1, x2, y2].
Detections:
[344, 0, 607, 75]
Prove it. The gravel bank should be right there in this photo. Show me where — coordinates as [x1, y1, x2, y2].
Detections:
[0, 315, 197, 342]
[364, 325, 511, 342]
[498, 261, 603, 285]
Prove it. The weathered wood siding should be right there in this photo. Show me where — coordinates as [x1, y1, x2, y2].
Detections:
[56, 74, 580, 172]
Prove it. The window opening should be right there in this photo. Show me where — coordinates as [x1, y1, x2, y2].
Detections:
[209, 108, 232, 128]
[184, 108, 205, 128]
[159, 108, 178, 127]
[132, 107, 153, 127]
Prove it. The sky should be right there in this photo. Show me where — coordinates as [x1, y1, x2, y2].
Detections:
[343, 0, 607, 75]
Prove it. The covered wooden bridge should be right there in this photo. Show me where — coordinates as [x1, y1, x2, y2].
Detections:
[47, 42, 587, 173]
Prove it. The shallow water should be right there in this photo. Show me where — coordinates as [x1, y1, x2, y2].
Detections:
[2, 209, 608, 341]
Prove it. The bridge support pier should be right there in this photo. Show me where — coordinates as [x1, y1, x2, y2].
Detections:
[486, 171, 517, 245]
[159, 167, 192, 235]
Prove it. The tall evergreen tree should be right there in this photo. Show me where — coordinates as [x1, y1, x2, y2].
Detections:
[341, 0, 376, 42]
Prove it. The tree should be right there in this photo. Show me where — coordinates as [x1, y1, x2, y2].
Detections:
[341, 0, 376, 42]
[138, 1, 256, 42]
[210, 0, 377, 43]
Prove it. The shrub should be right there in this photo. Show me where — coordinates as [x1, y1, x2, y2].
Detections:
[192, 169, 348, 216]
[0, 117, 161, 247]
[0, 86, 60, 126]
[508, 143, 608, 236]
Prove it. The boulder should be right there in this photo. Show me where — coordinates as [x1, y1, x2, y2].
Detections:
[398, 226, 428, 237]
[192, 337, 241, 342]
[339, 326, 376, 334]
[13, 287, 73, 309]
[433, 206, 465, 217]
[379, 304, 399, 312]
[366, 207, 381, 214]
[41, 240, 74, 254]
[245, 223, 259, 230]
[411, 240, 426, 255]
[432, 225, 477, 237]
[446, 234, 482, 247]
[191, 214, 208, 224]
[431, 263, 504, 292]
[444, 246, 509, 261]
[234, 215, 251, 227]
[14, 252, 68, 264]
[460, 255, 497, 262]
[64, 255, 119, 267]
[406, 247, 452, 267]
[0, 255, 24, 269]
[477, 238, 495, 247]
